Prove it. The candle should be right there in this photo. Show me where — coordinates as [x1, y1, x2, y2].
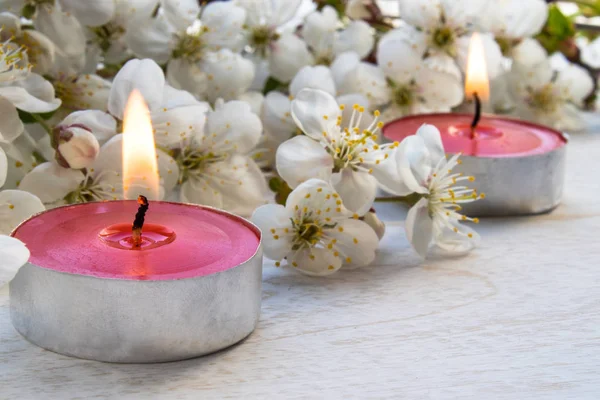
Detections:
[9, 91, 264, 363]
[383, 33, 567, 216]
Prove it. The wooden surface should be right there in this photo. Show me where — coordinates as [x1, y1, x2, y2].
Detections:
[1, 122, 600, 399]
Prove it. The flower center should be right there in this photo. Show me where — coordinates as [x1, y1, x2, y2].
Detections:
[91, 23, 126, 53]
[315, 54, 334, 66]
[64, 173, 119, 204]
[432, 26, 454, 49]
[290, 213, 326, 250]
[0, 40, 29, 83]
[52, 76, 91, 111]
[393, 85, 414, 107]
[527, 84, 559, 113]
[250, 25, 278, 48]
[172, 32, 206, 62]
[173, 146, 227, 184]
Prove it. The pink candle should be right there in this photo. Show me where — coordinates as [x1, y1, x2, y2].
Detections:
[12, 201, 260, 281]
[383, 113, 566, 157]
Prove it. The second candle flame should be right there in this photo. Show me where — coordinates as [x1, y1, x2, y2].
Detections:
[122, 89, 160, 201]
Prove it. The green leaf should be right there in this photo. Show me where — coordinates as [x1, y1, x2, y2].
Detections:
[269, 177, 292, 205]
[17, 109, 56, 124]
[535, 4, 576, 54]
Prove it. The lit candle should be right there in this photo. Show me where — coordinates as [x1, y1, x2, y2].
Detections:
[9, 91, 264, 363]
[383, 33, 567, 216]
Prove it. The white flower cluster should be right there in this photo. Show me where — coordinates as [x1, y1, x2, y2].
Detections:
[2, 0, 585, 279]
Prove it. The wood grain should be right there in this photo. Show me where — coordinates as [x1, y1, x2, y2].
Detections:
[0, 129, 599, 399]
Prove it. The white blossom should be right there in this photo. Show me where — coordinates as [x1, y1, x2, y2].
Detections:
[0, 234, 30, 286]
[251, 179, 379, 276]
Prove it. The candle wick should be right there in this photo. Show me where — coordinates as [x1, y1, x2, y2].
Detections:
[470, 92, 481, 139]
[132, 195, 149, 247]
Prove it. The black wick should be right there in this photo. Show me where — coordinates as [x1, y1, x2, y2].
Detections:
[132, 195, 149, 247]
[471, 92, 482, 132]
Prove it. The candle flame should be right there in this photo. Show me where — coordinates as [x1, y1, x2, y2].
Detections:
[122, 89, 160, 201]
[465, 32, 490, 102]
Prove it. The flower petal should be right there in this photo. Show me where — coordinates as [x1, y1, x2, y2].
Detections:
[61, 0, 114, 26]
[398, 0, 441, 29]
[285, 178, 350, 220]
[60, 110, 117, 144]
[201, 1, 246, 51]
[237, 91, 264, 115]
[405, 197, 433, 258]
[555, 63, 594, 104]
[338, 61, 389, 107]
[0, 96, 24, 144]
[251, 204, 294, 261]
[276, 135, 333, 188]
[0, 189, 45, 235]
[216, 156, 270, 217]
[326, 218, 379, 267]
[289, 65, 336, 98]
[290, 88, 341, 139]
[331, 168, 377, 216]
[33, 4, 86, 61]
[334, 20, 374, 59]
[268, 33, 313, 83]
[0, 147, 7, 188]
[0, 73, 61, 113]
[433, 219, 479, 255]
[18, 162, 84, 204]
[108, 58, 165, 119]
[415, 124, 445, 166]
[152, 103, 210, 148]
[289, 247, 342, 276]
[205, 100, 262, 154]
[203, 49, 255, 103]
[0, 235, 29, 285]
[161, 0, 200, 30]
[395, 135, 431, 194]
[124, 11, 175, 64]
[262, 91, 296, 144]
[180, 177, 223, 209]
[330, 51, 360, 89]
[415, 67, 464, 111]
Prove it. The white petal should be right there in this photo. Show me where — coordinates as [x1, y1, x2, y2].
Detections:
[60, 0, 115, 26]
[415, 67, 464, 111]
[262, 91, 296, 144]
[0, 235, 29, 285]
[152, 103, 210, 147]
[251, 204, 294, 260]
[165, 58, 207, 96]
[60, 110, 117, 144]
[181, 177, 223, 209]
[268, 33, 313, 83]
[90, 134, 122, 178]
[377, 36, 422, 82]
[334, 20, 374, 59]
[289, 65, 336, 98]
[511, 38, 547, 67]
[0, 96, 24, 144]
[0, 73, 61, 113]
[57, 127, 100, 169]
[326, 218, 379, 267]
[481, 0, 548, 38]
[423, 51, 462, 81]
[331, 168, 377, 215]
[237, 91, 264, 115]
[217, 156, 270, 217]
[206, 100, 262, 154]
[289, 247, 342, 276]
[433, 219, 479, 255]
[285, 178, 350, 220]
[0, 189, 45, 234]
[582, 36, 600, 69]
[416, 124, 445, 166]
[555, 64, 594, 104]
[201, 1, 246, 51]
[124, 12, 175, 63]
[395, 135, 431, 194]
[203, 49, 255, 103]
[0, 147, 6, 188]
[405, 197, 433, 258]
[161, 84, 202, 108]
[157, 148, 179, 194]
[276, 135, 333, 188]
[108, 58, 165, 119]
[18, 162, 84, 204]
[290, 88, 341, 139]
[162, 0, 200, 30]
[330, 51, 360, 89]
[33, 4, 86, 59]
[302, 6, 339, 53]
[21, 30, 56, 76]
[338, 62, 389, 107]
[369, 151, 412, 196]
[398, 0, 441, 29]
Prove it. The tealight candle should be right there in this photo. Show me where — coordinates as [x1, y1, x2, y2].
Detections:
[9, 91, 263, 363]
[383, 33, 567, 216]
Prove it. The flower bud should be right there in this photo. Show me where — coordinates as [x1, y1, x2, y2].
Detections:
[53, 124, 100, 169]
[363, 209, 386, 241]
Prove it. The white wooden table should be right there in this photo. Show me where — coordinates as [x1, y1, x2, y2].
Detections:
[1, 120, 600, 399]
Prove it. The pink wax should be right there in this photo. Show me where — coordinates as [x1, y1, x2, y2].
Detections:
[12, 201, 261, 281]
[383, 114, 566, 157]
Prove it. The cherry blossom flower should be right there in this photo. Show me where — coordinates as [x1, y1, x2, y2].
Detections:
[276, 88, 399, 215]
[0, 189, 45, 234]
[236, 0, 313, 83]
[251, 179, 379, 276]
[391, 124, 482, 257]
[507, 57, 594, 131]
[126, 0, 252, 101]
[160, 99, 270, 217]
[337, 32, 463, 121]
[303, 5, 374, 66]
[394, 0, 502, 80]
[0, 235, 30, 286]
